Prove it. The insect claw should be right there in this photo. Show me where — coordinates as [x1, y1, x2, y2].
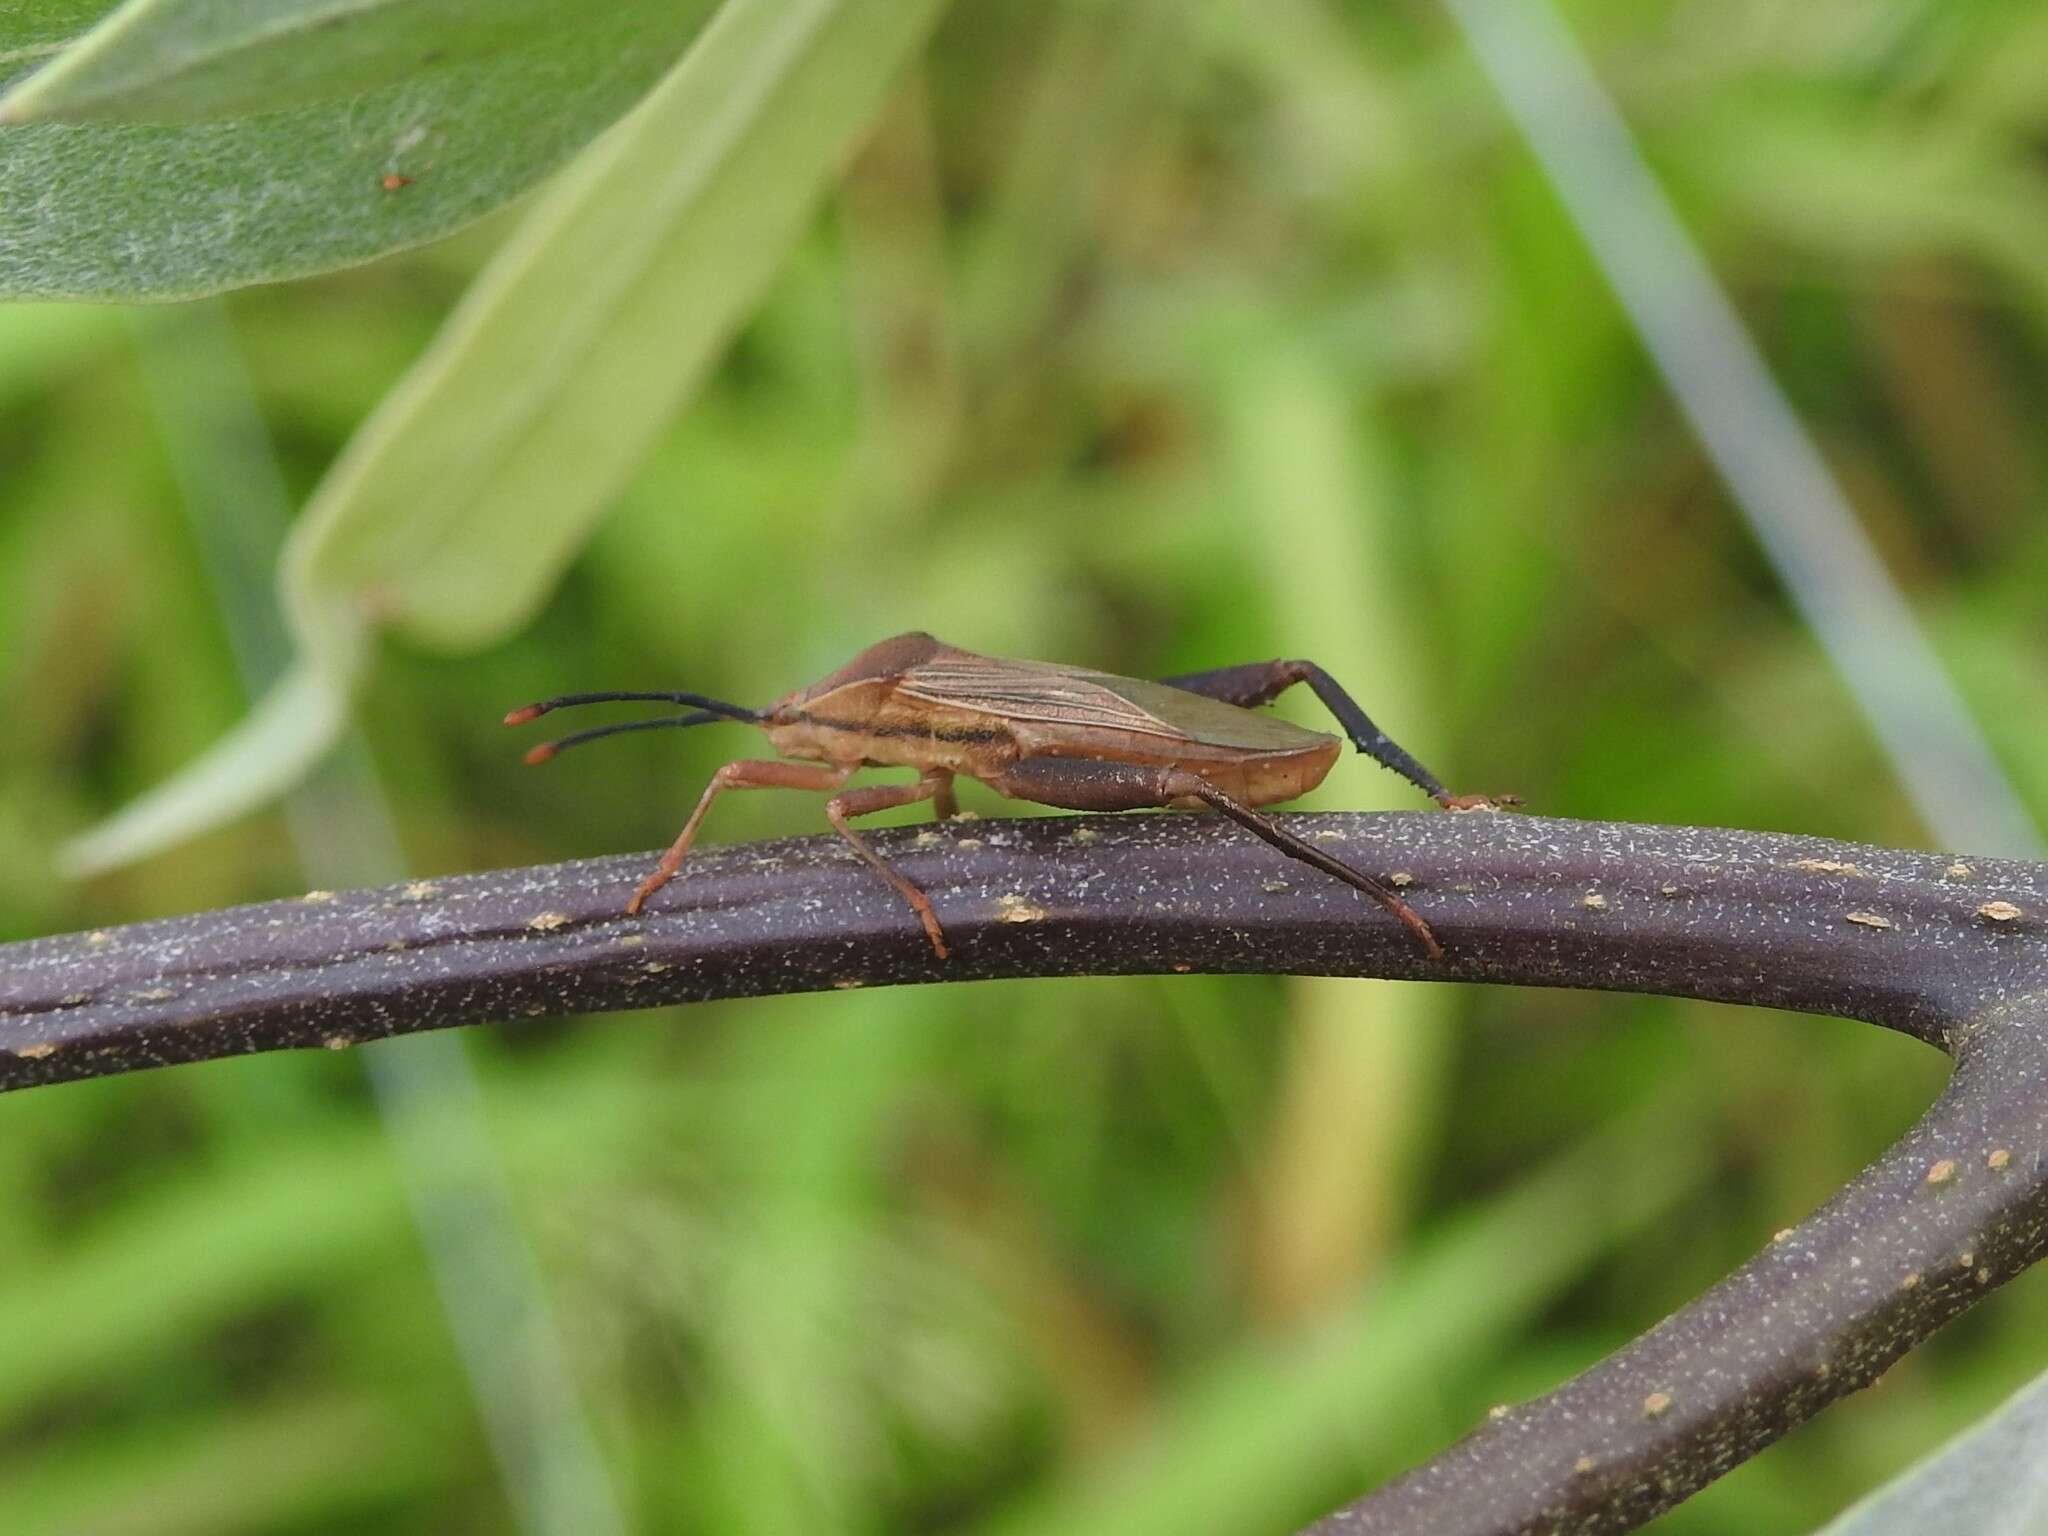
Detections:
[523, 742, 560, 765]
[504, 704, 546, 726]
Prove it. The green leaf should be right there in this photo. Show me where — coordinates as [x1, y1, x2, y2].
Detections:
[283, 0, 950, 653]
[57, 0, 948, 875]
[1812, 1366, 2048, 1535]
[0, 0, 611, 125]
[0, 2, 708, 300]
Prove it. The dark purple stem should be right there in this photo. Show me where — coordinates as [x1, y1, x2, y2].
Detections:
[3, 810, 2046, 1534]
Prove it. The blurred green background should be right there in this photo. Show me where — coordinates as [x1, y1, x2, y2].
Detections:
[4, 1, 2048, 1532]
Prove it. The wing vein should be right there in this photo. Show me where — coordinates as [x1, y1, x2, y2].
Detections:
[898, 661, 1182, 738]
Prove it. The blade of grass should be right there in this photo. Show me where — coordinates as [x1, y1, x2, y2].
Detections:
[1217, 336, 1456, 1322]
[1441, 0, 2043, 859]
[124, 301, 628, 1536]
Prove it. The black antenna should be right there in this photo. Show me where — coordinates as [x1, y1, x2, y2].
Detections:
[518, 711, 734, 764]
[503, 690, 759, 728]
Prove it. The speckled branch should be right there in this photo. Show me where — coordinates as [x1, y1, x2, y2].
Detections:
[3, 810, 2046, 1534]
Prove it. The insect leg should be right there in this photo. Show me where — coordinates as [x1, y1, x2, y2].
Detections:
[627, 760, 852, 915]
[1160, 659, 1512, 810]
[1162, 773, 1443, 959]
[985, 757, 1443, 960]
[826, 775, 955, 958]
[930, 771, 958, 822]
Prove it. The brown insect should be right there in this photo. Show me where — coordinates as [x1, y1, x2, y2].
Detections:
[506, 633, 1511, 961]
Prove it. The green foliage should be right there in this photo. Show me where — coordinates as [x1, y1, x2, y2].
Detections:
[0, 0, 622, 123]
[2, 0, 2047, 1532]
[288, 0, 951, 655]
[0, 0, 710, 298]
[58, 0, 946, 875]
[1814, 1364, 2048, 1535]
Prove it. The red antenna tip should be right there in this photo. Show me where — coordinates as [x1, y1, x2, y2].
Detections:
[504, 704, 545, 727]
[523, 742, 559, 766]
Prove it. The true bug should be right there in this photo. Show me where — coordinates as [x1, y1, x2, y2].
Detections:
[506, 633, 1512, 961]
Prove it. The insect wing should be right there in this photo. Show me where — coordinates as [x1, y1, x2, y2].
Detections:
[898, 655, 1330, 752]
[1109, 675, 1334, 750]
[897, 656, 1185, 739]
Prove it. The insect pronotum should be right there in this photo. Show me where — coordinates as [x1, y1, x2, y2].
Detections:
[506, 633, 1513, 961]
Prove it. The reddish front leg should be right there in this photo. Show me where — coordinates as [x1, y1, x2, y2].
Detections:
[628, 759, 852, 915]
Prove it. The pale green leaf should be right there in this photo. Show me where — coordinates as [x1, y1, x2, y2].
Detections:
[1811, 1366, 2048, 1535]
[0, 0, 598, 125]
[283, 0, 949, 652]
[0, 2, 707, 300]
